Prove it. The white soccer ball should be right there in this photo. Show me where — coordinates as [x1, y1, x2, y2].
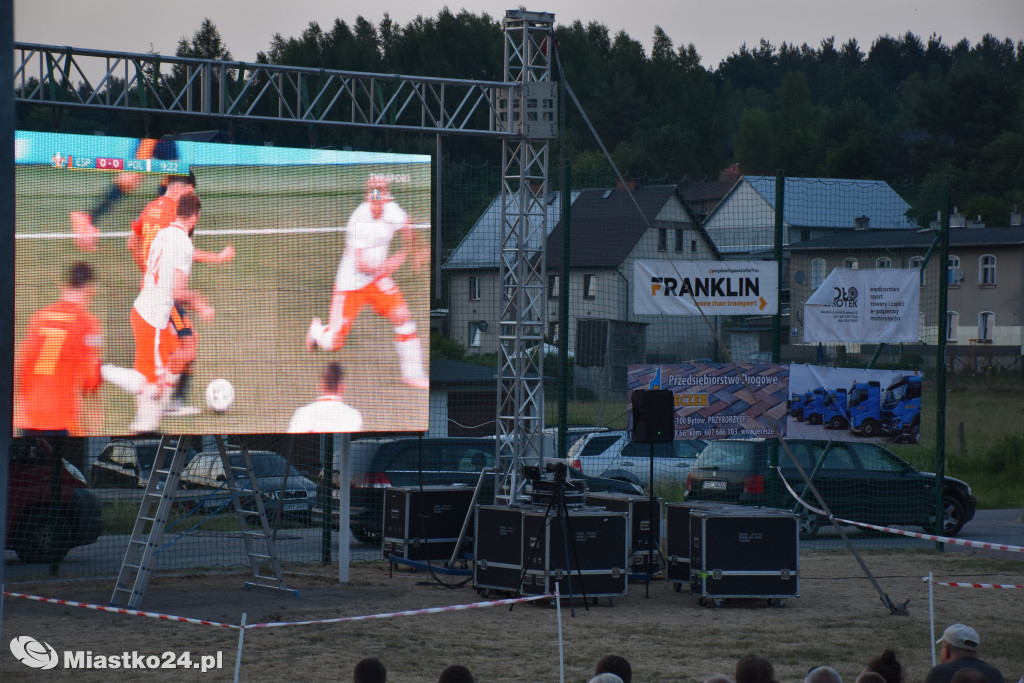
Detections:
[205, 378, 235, 412]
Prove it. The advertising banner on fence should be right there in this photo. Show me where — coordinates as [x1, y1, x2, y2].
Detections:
[803, 268, 920, 343]
[633, 260, 778, 316]
[786, 364, 922, 444]
[627, 364, 789, 440]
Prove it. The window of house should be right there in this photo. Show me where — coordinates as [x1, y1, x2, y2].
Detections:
[657, 228, 667, 251]
[978, 312, 994, 341]
[875, 257, 891, 269]
[468, 276, 480, 301]
[980, 254, 996, 286]
[909, 255, 925, 286]
[691, 239, 697, 252]
[947, 255, 961, 286]
[810, 258, 826, 289]
[548, 321, 560, 345]
[675, 229, 684, 252]
[468, 321, 486, 347]
[800, 229, 811, 242]
[844, 257, 859, 269]
[946, 311, 958, 342]
[548, 274, 560, 299]
[583, 273, 597, 299]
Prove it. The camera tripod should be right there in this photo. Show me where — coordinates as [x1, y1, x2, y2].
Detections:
[516, 462, 590, 615]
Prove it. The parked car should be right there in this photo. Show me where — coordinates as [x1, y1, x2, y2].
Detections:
[312, 437, 643, 543]
[566, 430, 707, 489]
[179, 450, 317, 525]
[6, 437, 103, 564]
[89, 438, 197, 489]
[684, 439, 976, 539]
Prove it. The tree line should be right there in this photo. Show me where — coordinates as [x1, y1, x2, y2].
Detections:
[17, 10, 1024, 222]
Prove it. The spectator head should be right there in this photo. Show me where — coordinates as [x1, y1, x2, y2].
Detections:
[856, 674, 887, 683]
[938, 624, 981, 660]
[736, 655, 778, 683]
[589, 675, 624, 683]
[805, 666, 843, 683]
[864, 649, 903, 683]
[595, 655, 632, 683]
[950, 669, 989, 683]
[438, 665, 474, 683]
[353, 656, 386, 683]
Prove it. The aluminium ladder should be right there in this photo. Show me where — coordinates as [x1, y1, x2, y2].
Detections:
[111, 435, 296, 608]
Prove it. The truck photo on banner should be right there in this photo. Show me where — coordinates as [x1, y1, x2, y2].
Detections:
[803, 267, 920, 343]
[627, 363, 789, 440]
[787, 364, 922, 444]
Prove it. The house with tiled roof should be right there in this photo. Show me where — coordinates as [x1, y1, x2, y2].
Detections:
[442, 183, 721, 394]
[788, 221, 1024, 369]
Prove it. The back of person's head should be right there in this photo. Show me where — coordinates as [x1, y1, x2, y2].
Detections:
[67, 261, 95, 289]
[857, 673, 889, 683]
[950, 669, 990, 683]
[353, 656, 387, 683]
[589, 675, 624, 683]
[805, 666, 843, 683]
[736, 655, 777, 683]
[595, 654, 633, 683]
[438, 664, 474, 683]
[322, 362, 345, 392]
[864, 648, 903, 683]
[939, 623, 981, 656]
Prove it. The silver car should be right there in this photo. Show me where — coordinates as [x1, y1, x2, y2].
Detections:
[567, 430, 707, 490]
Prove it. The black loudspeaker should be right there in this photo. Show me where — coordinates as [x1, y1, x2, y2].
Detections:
[632, 389, 675, 443]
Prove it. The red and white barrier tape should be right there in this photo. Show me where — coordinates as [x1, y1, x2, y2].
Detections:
[3, 591, 236, 628]
[922, 579, 1024, 589]
[3, 590, 556, 630]
[775, 468, 1024, 553]
[246, 593, 556, 629]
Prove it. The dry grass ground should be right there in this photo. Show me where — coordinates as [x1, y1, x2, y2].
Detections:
[2, 550, 1021, 682]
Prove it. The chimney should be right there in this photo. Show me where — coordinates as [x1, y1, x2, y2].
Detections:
[616, 177, 638, 192]
[950, 207, 966, 228]
[854, 215, 870, 230]
[1011, 206, 1022, 227]
[967, 215, 985, 229]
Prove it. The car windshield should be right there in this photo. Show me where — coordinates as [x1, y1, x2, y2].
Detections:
[694, 441, 760, 470]
[230, 454, 302, 480]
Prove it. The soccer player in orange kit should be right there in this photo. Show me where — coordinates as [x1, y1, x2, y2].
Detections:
[16, 262, 103, 436]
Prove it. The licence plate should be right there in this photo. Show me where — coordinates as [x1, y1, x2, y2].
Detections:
[283, 503, 307, 512]
[702, 480, 727, 490]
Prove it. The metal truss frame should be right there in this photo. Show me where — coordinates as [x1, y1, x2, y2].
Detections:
[497, 11, 554, 504]
[14, 42, 521, 138]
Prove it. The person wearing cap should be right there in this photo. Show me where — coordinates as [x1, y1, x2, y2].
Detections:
[925, 623, 1004, 683]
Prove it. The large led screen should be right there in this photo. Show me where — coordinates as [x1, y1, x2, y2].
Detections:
[15, 131, 431, 436]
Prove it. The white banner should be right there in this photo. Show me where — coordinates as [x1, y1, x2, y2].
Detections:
[803, 268, 920, 343]
[633, 260, 778, 315]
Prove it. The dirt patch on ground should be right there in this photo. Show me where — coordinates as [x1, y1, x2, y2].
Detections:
[2, 550, 1021, 682]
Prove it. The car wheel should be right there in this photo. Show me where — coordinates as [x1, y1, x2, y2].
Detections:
[828, 416, 846, 430]
[936, 496, 967, 537]
[861, 418, 881, 437]
[13, 505, 71, 564]
[797, 510, 821, 540]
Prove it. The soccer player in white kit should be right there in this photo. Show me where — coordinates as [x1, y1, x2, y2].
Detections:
[126, 193, 213, 432]
[306, 175, 429, 389]
[287, 362, 364, 433]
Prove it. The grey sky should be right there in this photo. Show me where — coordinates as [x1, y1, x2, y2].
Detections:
[15, 0, 1024, 70]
